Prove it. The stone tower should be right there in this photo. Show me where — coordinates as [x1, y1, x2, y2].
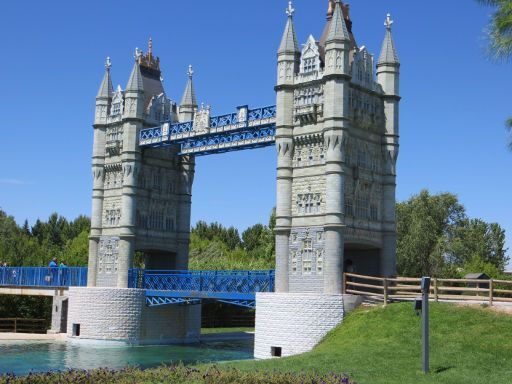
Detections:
[66, 42, 201, 345]
[255, 0, 400, 358]
[88, 41, 197, 288]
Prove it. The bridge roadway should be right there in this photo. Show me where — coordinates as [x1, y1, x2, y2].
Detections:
[0, 267, 275, 308]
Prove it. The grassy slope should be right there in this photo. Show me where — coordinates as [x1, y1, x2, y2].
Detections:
[222, 303, 512, 384]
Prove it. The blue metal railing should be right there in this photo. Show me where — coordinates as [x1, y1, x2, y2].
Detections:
[129, 269, 275, 294]
[0, 267, 88, 288]
[0, 267, 274, 298]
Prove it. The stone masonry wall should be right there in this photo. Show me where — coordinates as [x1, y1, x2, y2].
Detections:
[139, 303, 201, 344]
[254, 292, 344, 359]
[67, 287, 145, 343]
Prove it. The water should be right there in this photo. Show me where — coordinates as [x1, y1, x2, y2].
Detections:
[0, 338, 253, 376]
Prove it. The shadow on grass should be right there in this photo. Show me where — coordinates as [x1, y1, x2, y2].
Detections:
[433, 366, 455, 374]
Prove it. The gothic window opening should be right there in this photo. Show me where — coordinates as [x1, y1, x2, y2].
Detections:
[302, 239, 313, 275]
[357, 149, 368, 169]
[345, 198, 354, 217]
[111, 102, 122, 116]
[355, 192, 369, 220]
[291, 251, 298, 274]
[370, 203, 379, 221]
[316, 249, 324, 274]
[153, 173, 161, 190]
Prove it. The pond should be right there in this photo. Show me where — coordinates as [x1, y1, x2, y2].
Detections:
[0, 338, 253, 376]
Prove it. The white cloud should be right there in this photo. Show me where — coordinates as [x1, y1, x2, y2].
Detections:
[0, 179, 31, 186]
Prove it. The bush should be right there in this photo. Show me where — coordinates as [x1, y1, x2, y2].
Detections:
[0, 366, 354, 384]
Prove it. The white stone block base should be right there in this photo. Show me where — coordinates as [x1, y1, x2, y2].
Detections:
[66, 287, 200, 345]
[254, 292, 345, 359]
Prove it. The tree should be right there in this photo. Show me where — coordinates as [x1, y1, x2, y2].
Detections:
[397, 190, 509, 277]
[242, 224, 266, 251]
[477, 0, 512, 148]
[478, 0, 512, 60]
[397, 190, 465, 277]
[447, 219, 508, 270]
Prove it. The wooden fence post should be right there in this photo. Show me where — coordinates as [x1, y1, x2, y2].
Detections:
[14, 318, 17, 333]
[489, 279, 494, 306]
[342, 273, 346, 294]
[383, 278, 388, 306]
[434, 278, 438, 302]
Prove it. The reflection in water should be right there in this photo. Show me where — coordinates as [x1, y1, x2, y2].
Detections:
[0, 339, 253, 376]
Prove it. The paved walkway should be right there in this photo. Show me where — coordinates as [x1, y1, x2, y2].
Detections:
[0, 332, 66, 341]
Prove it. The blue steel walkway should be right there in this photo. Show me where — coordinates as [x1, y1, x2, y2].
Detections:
[0, 267, 274, 308]
[139, 105, 276, 156]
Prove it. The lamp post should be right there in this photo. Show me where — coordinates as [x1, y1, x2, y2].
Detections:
[421, 276, 431, 373]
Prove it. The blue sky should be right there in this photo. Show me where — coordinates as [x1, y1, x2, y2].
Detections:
[0, 1, 511, 266]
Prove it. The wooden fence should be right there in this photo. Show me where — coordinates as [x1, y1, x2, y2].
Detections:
[344, 273, 512, 306]
[0, 318, 47, 333]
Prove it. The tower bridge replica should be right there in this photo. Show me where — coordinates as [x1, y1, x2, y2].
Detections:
[3, 0, 401, 358]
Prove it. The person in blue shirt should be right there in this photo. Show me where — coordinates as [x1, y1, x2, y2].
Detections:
[48, 258, 58, 285]
[59, 261, 68, 286]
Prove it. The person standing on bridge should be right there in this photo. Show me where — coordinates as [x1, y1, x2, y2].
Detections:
[0, 262, 6, 285]
[59, 261, 68, 286]
[48, 258, 58, 285]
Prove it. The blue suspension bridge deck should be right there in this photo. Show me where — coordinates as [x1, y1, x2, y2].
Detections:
[139, 105, 276, 156]
[0, 267, 275, 308]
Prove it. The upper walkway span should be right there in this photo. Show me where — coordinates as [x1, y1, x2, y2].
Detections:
[139, 105, 276, 156]
[0, 267, 275, 308]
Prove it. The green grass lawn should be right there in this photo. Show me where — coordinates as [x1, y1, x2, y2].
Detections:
[221, 302, 512, 384]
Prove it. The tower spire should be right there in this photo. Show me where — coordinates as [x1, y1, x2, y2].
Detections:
[378, 13, 400, 65]
[126, 49, 144, 92]
[278, 1, 300, 54]
[326, 0, 350, 43]
[96, 57, 113, 99]
[180, 65, 197, 108]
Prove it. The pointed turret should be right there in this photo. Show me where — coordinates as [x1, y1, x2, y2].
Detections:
[326, 0, 350, 43]
[97, 57, 113, 99]
[377, 14, 400, 97]
[278, 2, 300, 55]
[181, 65, 197, 107]
[123, 48, 145, 119]
[378, 14, 400, 66]
[324, 0, 351, 77]
[179, 65, 197, 122]
[126, 51, 144, 92]
[277, 1, 300, 85]
[94, 57, 113, 125]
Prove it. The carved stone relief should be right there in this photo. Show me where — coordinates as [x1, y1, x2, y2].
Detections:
[98, 236, 119, 274]
[292, 176, 326, 216]
[289, 227, 325, 275]
[102, 198, 122, 227]
[293, 136, 325, 167]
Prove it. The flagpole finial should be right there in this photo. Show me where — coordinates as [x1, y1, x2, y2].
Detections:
[286, 1, 295, 17]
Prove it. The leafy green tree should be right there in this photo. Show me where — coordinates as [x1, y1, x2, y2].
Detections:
[478, 0, 512, 60]
[242, 224, 266, 251]
[397, 190, 465, 277]
[447, 219, 508, 270]
[61, 230, 89, 266]
[397, 190, 508, 277]
[191, 221, 241, 250]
